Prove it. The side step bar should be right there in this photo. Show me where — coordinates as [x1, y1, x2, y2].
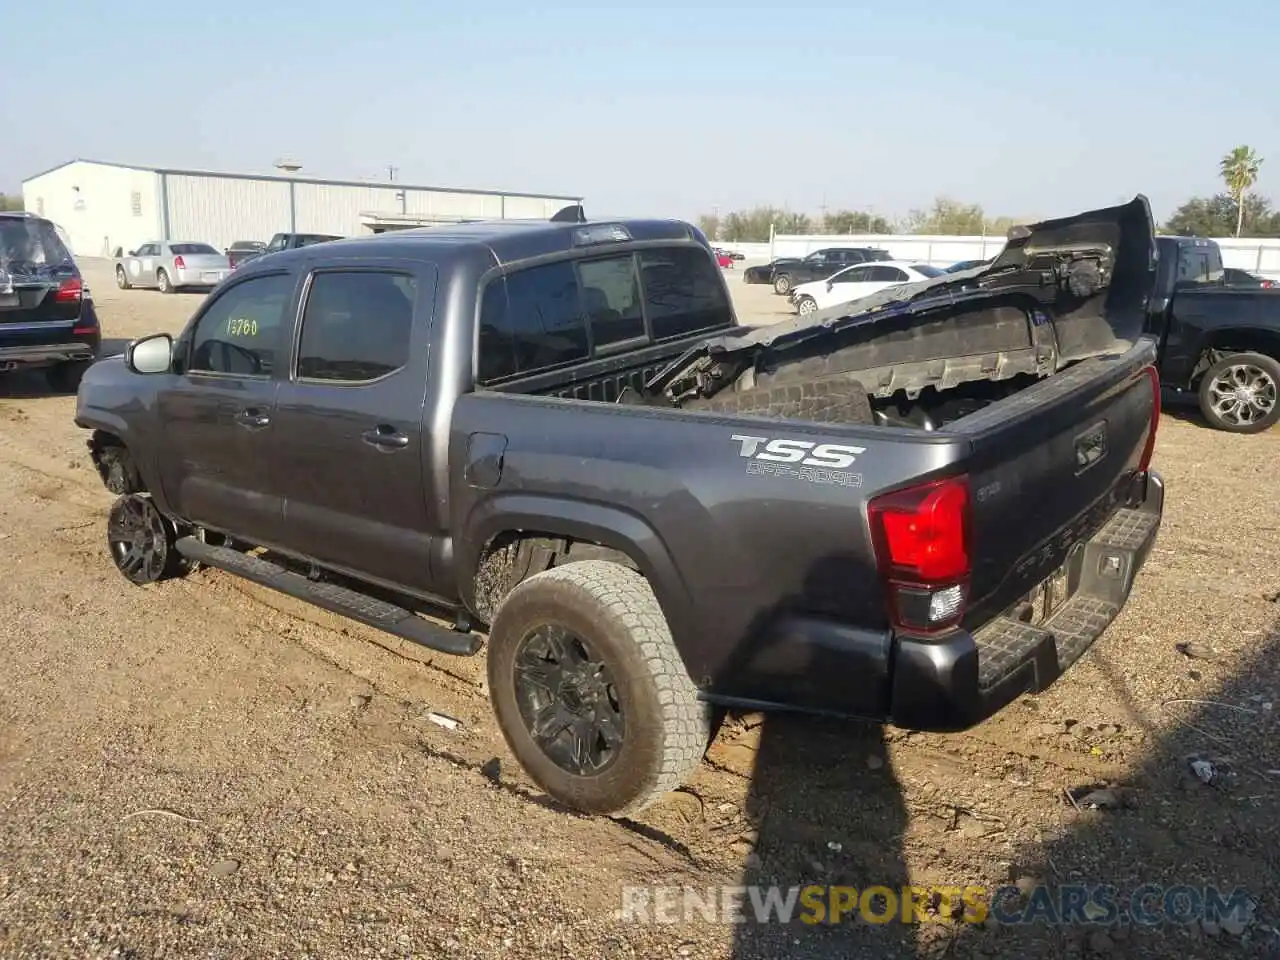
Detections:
[175, 537, 483, 656]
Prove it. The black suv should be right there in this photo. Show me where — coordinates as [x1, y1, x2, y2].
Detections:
[743, 246, 891, 295]
[0, 212, 101, 391]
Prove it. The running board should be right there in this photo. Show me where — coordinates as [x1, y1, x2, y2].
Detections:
[174, 537, 483, 656]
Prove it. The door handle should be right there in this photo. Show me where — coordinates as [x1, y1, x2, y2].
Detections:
[362, 425, 409, 449]
[235, 408, 271, 429]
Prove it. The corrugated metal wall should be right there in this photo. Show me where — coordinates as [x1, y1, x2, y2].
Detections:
[293, 182, 401, 235]
[165, 175, 292, 250]
[163, 175, 578, 247]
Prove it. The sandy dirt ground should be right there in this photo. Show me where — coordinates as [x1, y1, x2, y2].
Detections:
[0, 260, 1277, 959]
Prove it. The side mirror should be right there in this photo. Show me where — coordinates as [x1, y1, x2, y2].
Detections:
[126, 333, 174, 375]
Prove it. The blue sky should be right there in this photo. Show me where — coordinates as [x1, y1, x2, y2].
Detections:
[6, 0, 1279, 224]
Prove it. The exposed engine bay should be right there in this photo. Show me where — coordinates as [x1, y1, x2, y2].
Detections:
[632, 197, 1157, 430]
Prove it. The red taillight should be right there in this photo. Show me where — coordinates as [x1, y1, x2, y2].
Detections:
[54, 277, 83, 302]
[869, 475, 971, 634]
[1137, 365, 1160, 472]
[173, 255, 186, 269]
[1263, 280, 1274, 289]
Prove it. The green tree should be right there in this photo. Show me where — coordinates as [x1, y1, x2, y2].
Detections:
[697, 214, 720, 242]
[775, 210, 813, 234]
[719, 206, 793, 242]
[1163, 193, 1280, 238]
[0, 192, 23, 212]
[900, 197, 987, 235]
[1219, 145, 1263, 237]
[822, 210, 893, 234]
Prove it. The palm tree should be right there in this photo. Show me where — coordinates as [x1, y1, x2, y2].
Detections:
[1220, 146, 1263, 237]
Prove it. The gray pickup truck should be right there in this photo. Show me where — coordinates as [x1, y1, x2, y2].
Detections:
[75, 199, 1165, 816]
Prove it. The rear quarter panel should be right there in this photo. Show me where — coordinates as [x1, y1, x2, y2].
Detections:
[447, 391, 964, 688]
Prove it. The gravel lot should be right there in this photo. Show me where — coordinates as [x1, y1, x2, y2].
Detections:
[1, 259, 1277, 959]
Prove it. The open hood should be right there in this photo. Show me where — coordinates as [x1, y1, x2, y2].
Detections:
[651, 196, 1158, 399]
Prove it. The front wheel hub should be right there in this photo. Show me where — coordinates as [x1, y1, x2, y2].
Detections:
[107, 494, 175, 585]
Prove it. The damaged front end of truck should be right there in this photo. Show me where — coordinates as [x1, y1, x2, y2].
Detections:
[647, 195, 1158, 430]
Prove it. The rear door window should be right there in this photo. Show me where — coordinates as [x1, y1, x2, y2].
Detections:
[833, 265, 874, 284]
[296, 270, 416, 382]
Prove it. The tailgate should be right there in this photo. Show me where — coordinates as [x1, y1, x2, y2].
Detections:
[950, 337, 1159, 629]
[0, 276, 81, 342]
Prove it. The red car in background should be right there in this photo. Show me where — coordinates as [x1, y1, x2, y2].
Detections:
[713, 247, 735, 269]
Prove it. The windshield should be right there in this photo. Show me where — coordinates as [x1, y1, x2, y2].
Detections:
[910, 264, 946, 278]
[171, 243, 220, 255]
[0, 217, 73, 273]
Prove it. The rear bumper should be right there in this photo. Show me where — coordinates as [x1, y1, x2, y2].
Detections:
[174, 268, 229, 287]
[704, 470, 1164, 730]
[889, 469, 1164, 731]
[0, 334, 100, 369]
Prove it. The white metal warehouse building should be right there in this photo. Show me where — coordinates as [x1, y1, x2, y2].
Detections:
[21, 159, 584, 259]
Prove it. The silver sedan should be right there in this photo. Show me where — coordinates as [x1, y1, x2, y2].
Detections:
[114, 241, 232, 293]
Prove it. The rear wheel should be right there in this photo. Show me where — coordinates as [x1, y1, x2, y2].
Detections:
[773, 274, 793, 295]
[1197, 351, 1280, 433]
[106, 494, 191, 585]
[115, 266, 130, 290]
[486, 560, 711, 817]
[156, 269, 173, 294]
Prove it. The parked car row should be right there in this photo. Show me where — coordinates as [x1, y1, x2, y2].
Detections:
[110, 232, 345, 294]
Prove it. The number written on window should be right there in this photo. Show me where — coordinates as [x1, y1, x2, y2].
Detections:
[226, 317, 259, 337]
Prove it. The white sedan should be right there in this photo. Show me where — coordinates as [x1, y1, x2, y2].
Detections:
[790, 260, 946, 315]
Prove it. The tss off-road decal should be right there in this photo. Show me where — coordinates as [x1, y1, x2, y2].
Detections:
[731, 434, 865, 487]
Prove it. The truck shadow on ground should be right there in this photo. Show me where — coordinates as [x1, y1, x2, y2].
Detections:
[0, 339, 131, 399]
[728, 580, 1279, 958]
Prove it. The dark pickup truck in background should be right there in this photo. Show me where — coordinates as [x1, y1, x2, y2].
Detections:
[264, 231, 342, 255]
[1146, 236, 1280, 432]
[743, 246, 891, 294]
[75, 200, 1164, 817]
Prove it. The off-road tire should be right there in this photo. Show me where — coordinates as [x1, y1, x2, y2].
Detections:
[773, 274, 793, 295]
[684, 378, 875, 425]
[1197, 351, 1280, 434]
[486, 560, 710, 817]
[45, 359, 93, 394]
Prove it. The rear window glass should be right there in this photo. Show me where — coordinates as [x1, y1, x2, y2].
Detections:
[638, 247, 733, 340]
[910, 264, 946, 278]
[171, 243, 220, 255]
[577, 256, 645, 346]
[0, 217, 73, 271]
[477, 245, 733, 383]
